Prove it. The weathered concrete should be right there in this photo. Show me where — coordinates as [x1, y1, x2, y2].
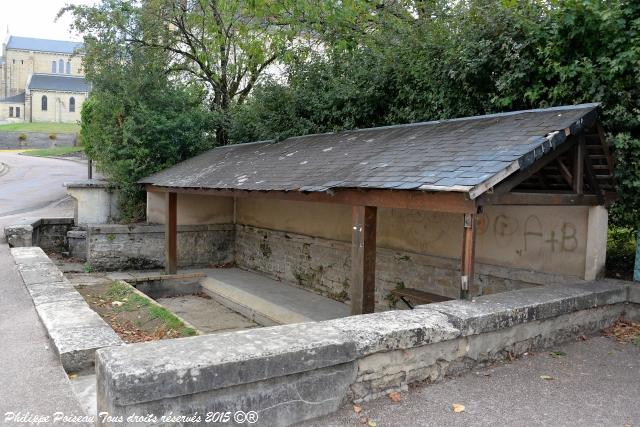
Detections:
[85, 223, 234, 271]
[4, 217, 75, 251]
[200, 267, 350, 325]
[4, 223, 32, 247]
[11, 247, 122, 372]
[66, 180, 120, 225]
[67, 229, 87, 259]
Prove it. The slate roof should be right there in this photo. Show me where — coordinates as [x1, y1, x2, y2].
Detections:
[28, 74, 89, 93]
[6, 36, 83, 54]
[141, 104, 600, 199]
[0, 92, 26, 103]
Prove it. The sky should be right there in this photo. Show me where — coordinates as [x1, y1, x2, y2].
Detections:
[0, 0, 99, 47]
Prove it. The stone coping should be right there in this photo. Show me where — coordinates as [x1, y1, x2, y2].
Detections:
[86, 223, 234, 234]
[65, 179, 111, 189]
[11, 247, 122, 372]
[97, 278, 637, 407]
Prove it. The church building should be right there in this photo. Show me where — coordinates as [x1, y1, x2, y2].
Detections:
[0, 34, 89, 123]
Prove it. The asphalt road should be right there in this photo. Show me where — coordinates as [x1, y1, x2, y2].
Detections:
[0, 152, 86, 233]
[300, 335, 640, 427]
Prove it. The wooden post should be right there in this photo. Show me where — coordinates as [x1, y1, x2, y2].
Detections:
[350, 205, 377, 315]
[572, 139, 584, 194]
[165, 192, 177, 274]
[460, 212, 476, 300]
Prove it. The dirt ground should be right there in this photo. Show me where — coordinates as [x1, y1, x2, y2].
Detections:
[76, 281, 197, 343]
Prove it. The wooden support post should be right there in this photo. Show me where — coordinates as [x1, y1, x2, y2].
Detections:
[350, 205, 377, 315]
[572, 139, 584, 194]
[460, 212, 476, 300]
[165, 192, 177, 274]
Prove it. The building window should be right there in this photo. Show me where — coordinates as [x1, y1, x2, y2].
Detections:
[52, 61, 56, 73]
[69, 97, 75, 112]
[8, 107, 13, 118]
[42, 95, 48, 111]
[15, 107, 20, 118]
[66, 61, 71, 74]
[59, 59, 64, 73]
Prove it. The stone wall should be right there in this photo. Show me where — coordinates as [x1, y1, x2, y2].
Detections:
[235, 224, 578, 309]
[4, 218, 75, 251]
[0, 132, 76, 149]
[95, 280, 639, 426]
[85, 223, 234, 271]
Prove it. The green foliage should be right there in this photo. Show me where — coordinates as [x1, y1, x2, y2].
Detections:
[18, 133, 27, 142]
[79, 45, 214, 221]
[606, 227, 636, 280]
[107, 281, 131, 300]
[22, 146, 84, 158]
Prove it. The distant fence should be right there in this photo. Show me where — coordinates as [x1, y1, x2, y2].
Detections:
[0, 132, 76, 149]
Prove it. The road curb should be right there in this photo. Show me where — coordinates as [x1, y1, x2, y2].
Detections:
[0, 162, 8, 178]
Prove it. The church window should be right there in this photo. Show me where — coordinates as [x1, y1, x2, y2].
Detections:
[69, 97, 75, 112]
[59, 59, 64, 73]
[52, 61, 56, 73]
[8, 107, 13, 118]
[66, 61, 71, 74]
[15, 107, 20, 118]
[42, 96, 48, 111]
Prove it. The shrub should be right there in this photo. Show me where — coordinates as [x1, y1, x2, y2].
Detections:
[49, 133, 57, 140]
[18, 133, 27, 141]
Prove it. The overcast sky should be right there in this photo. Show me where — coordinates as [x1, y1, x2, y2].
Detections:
[0, 0, 99, 47]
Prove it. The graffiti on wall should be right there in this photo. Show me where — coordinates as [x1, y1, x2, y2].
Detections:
[477, 213, 579, 254]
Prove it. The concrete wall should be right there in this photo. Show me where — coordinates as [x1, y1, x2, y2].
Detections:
[29, 90, 86, 123]
[95, 280, 638, 426]
[146, 192, 234, 225]
[67, 181, 120, 225]
[85, 223, 234, 271]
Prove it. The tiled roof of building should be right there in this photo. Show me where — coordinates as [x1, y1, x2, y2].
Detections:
[28, 74, 89, 93]
[141, 104, 600, 199]
[6, 36, 83, 54]
[0, 92, 25, 103]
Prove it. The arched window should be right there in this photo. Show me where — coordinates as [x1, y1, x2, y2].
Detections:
[66, 61, 71, 74]
[69, 97, 75, 112]
[51, 61, 56, 73]
[41, 95, 48, 111]
[59, 59, 64, 73]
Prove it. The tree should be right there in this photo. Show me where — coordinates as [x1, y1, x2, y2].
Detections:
[63, 0, 409, 145]
[80, 46, 214, 221]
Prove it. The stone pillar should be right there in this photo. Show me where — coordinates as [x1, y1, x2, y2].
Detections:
[584, 205, 608, 281]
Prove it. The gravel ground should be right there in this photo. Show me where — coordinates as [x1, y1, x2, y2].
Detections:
[299, 335, 640, 427]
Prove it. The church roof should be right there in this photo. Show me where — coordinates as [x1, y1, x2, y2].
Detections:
[0, 92, 25, 103]
[6, 36, 83, 54]
[29, 74, 89, 93]
[141, 104, 600, 199]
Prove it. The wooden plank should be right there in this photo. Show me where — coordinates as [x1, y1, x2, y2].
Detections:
[572, 138, 584, 194]
[479, 192, 601, 206]
[350, 206, 377, 315]
[165, 192, 178, 274]
[460, 213, 476, 300]
[146, 184, 476, 214]
[556, 159, 573, 186]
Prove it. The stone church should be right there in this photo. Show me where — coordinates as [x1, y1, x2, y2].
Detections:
[0, 34, 89, 123]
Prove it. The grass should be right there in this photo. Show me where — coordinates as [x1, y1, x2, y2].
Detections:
[0, 122, 80, 133]
[21, 146, 84, 157]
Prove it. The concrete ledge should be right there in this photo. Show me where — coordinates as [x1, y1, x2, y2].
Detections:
[11, 247, 122, 372]
[422, 280, 629, 336]
[97, 322, 357, 407]
[87, 223, 234, 234]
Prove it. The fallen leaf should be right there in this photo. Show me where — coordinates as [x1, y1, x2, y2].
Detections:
[549, 351, 566, 358]
[452, 403, 465, 413]
[353, 405, 362, 414]
[68, 373, 78, 379]
[111, 301, 124, 307]
[368, 421, 377, 427]
[388, 392, 401, 402]
[540, 375, 555, 381]
[359, 416, 368, 424]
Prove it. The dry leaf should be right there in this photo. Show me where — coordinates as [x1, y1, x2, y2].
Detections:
[388, 391, 401, 402]
[353, 405, 362, 414]
[359, 416, 368, 424]
[368, 421, 377, 427]
[68, 373, 78, 379]
[452, 403, 465, 413]
[540, 375, 554, 380]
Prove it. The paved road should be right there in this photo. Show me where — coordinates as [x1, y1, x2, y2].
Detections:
[0, 243, 90, 426]
[300, 336, 640, 427]
[0, 152, 86, 234]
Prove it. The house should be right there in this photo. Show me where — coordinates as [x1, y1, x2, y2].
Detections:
[0, 34, 88, 122]
[140, 103, 616, 314]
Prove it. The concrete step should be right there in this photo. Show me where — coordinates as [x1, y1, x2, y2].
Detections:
[199, 268, 350, 326]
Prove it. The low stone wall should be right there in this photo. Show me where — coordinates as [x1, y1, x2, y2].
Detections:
[235, 224, 579, 309]
[11, 247, 122, 372]
[4, 218, 75, 251]
[86, 223, 234, 271]
[0, 132, 76, 149]
[96, 279, 639, 426]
